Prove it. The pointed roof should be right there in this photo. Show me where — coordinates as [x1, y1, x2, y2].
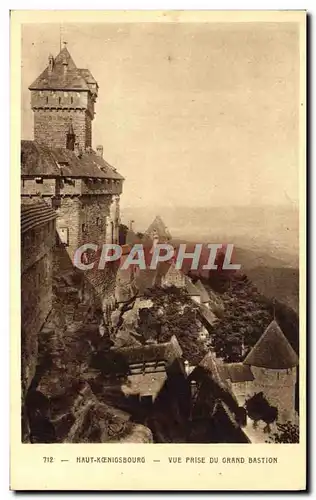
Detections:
[29, 46, 92, 91]
[21, 140, 124, 180]
[145, 216, 172, 241]
[198, 304, 217, 327]
[243, 320, 298, 369]
[185, 276, 200, 297]
[195, 280, 210, 303]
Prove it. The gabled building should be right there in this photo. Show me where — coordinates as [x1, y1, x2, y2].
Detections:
[242, 320, 298, 423]
[195, 279, 210, 306]
[93, 336, 191, 442]
[160, 262, 186, 289]
[217, 320, 299, 425]
[145, 215, 172, 243]
[188, 353, 249, 443]
[184, 276, 201, 304]
[22, 45, 124, 299]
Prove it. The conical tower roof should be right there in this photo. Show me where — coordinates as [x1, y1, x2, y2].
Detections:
[145, 216, 172, 240]
[243, 320, 298, 369]
[29, 46, 90, 91]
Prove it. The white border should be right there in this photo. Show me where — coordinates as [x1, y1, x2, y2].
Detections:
[2, 1, 314, 498]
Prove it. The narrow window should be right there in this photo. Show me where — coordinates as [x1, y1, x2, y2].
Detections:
[96, 217, 100, 226]
[58, 97, 61, 105]
[46, 96, 48, 104]
[71, 96, 73, 104]
[82, 223, 86, 233]
[58, 227, 69, 246]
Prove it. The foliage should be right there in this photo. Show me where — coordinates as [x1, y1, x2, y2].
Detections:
[245, 392, 278, 432]
[267, 421, 299, 443]
[204, 272, 299, 363]
[139, 286, 208, 365]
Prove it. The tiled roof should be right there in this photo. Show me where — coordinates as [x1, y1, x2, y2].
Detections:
[243, 320, 299, 369]
[145, 216, 172, 240]
[185, 276, 200, 296]
[21, 140, 124, 180]
[78, 68, 97, 86]
[29, 47, 92, 91]
[198, 353, 230, 388]
[195, 280, 210, 303]
[189, 354, 241, 408]
[112, 335, 183, 368]
[222, 363, 255, 383]
[198, 304, 217, 326]
[21, 199, 56, 234]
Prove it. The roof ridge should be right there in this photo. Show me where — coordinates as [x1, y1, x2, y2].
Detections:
[243, 320, 298, 369]
[29, 47, 90, 91]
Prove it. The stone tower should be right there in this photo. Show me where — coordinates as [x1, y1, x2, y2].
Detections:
[243, 320, 299, 423]
[29, 44, 98, 150]
[23, 44, 124, 302]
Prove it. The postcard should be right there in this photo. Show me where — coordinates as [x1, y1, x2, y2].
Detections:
[10, 9, 306, 491]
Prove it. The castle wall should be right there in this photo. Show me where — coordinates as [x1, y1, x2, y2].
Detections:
[21, 221, 55, 400]
[246, 366, 297, 423]
[33, 108, 92, 149]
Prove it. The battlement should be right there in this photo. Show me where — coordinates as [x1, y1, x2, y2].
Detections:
[29, 46, 97, 149]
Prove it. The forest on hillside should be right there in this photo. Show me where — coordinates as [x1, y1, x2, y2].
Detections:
[204, 270, 299, 363]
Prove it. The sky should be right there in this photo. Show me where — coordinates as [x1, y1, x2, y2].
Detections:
[21, 22, 300, 210]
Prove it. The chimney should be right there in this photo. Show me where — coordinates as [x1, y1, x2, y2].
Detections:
[48, 54, 54, 74]
[62, 57, 68, 77]
[74, 141, 82, 158]
[129, 220, 135, 231]
[96, 145, 103, 158]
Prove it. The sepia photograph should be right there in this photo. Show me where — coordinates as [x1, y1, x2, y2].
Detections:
[10, 9, 307, 491]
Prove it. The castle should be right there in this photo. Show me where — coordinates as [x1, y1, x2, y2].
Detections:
[21, 44, 124, 299]
[209, 320, 299, 428]
[20, 45, 125, 440]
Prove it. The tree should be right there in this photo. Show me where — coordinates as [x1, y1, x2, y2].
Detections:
[244, 392, 278, 432]
[141, 286, 207, 365]
[268, 422, 299, 443]
[203, 271, 299, 364]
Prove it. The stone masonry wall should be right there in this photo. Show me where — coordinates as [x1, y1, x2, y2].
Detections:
[21, 223, 55, 401]
[33, 108, 92, 149]
[246, 366, 297, 424]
